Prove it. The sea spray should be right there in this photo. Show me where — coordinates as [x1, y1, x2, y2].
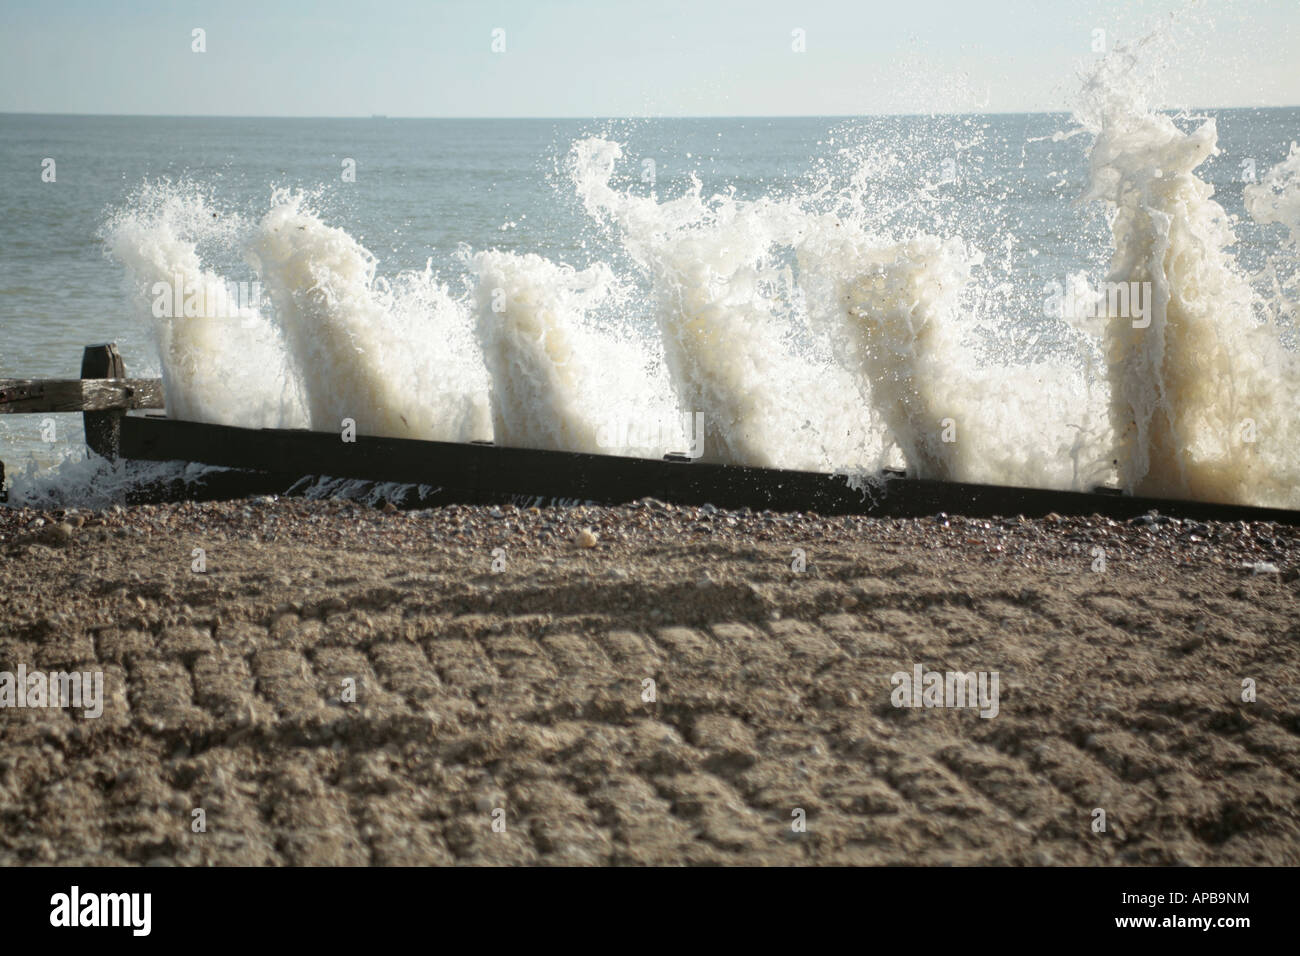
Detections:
[5, 456, 228, 510]
[468, 248, 682, 456]
[1247, 143, 1300, 249]
[796, 120, 1117, 492]
[571, 135, 1107, 487]
[1076, 45, 1300, 507]
[1246, 142, 1300, 326]
[796, 218, 1113, 489]
[249, 191, 489, 442]
[250, 191, 423, 439]
[382, 263, 493, 444]
[79, 52, 1297, 512]
[105, 186, 490, 445]
[102, 183, 304, 429]
[569, 137, 875, 472]
[469, 250, 613, 453]
[634, 207, 822, 470]
[795, 222, 976, 480]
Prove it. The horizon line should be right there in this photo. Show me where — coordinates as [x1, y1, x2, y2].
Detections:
[3, 105, 1299, 122]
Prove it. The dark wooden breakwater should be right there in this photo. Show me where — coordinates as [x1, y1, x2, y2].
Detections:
[2, 344, 1299, 526]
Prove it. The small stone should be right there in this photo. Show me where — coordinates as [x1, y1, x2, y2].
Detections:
[38, 522, 76, 547]
[576, 528, 598, 549]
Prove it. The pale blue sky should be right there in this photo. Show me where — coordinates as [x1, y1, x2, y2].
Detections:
[1, 0, 1296, 117]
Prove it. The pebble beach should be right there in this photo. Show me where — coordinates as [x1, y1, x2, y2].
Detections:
[1, 497, 1298, 864]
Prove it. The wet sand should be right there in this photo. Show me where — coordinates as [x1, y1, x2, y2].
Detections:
[1, 497, 1298, 865]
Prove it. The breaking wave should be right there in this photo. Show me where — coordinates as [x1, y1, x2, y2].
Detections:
[80, 35, 1299, 511]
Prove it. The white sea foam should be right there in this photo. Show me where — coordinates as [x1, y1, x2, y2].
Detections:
[4, 455, 228, 510]
[101, 183, 304, 429]
[1248, 142, 1300, 248]
[568, 135, 1115, 489]
[570, 137, 879, 472]
[101, 186, 491, 445]
[1073, 42, 1300, 508]
[250, 191, 489, 442]
[467, 248, 678, 456]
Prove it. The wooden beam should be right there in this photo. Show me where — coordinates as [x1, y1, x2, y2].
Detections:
[118, 415, 1300, 526]
[0, 378, 163, 414]
[81, 344, 136, 460]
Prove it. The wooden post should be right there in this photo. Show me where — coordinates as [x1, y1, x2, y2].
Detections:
[81, 343, 126, 460]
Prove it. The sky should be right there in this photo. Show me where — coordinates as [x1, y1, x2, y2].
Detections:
[1, 0, 1297, 117]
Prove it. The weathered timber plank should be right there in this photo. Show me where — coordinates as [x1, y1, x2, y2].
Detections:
[82, 344, 134, 460]
[118, 415, 1300, 525]
[0, 378, 163, 414]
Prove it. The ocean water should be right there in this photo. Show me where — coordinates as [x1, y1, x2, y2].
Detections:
[2, 47, 1298, 507]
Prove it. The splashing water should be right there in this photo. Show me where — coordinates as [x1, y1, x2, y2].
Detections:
[1073, 41, 1300, 508]
[249, 191, 488, 442]
[795, 224, 977, 481]
[570, 135, 1112, 488]
[469, 249, 635, 454]
[57, 23, 1297, 512]
[102, 186, 490, 446]
[101, 183, 302, 428]
[1246, 141, 1300, 328]
[570, 137, 879, 472]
